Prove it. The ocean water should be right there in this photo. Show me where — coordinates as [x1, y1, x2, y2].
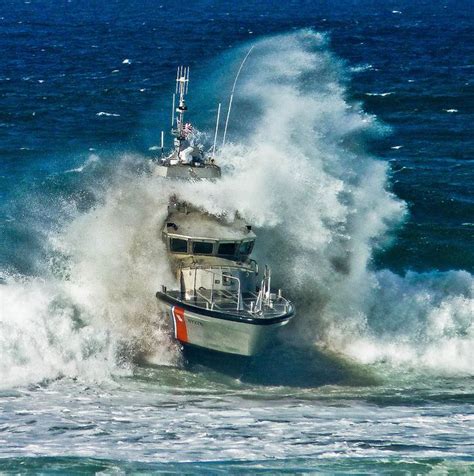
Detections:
[1, 0, 473, 473]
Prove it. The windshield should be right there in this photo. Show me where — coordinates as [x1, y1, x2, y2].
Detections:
[170, 238, 188, 253]
[218, 242, 237, 256]
[239, 240, 254, 255]
[192, 241, 214, 255]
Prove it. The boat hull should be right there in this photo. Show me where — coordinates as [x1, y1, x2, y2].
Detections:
[156, 293, 292, 357]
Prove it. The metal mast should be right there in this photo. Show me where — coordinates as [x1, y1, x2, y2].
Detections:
[169, 66, 190, 157]
[174, 66, 189, 136]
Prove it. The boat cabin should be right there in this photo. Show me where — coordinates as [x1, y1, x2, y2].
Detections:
[162, 211, 258, 300]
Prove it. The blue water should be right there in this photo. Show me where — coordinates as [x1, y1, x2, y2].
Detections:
[1, 0, 473, 473]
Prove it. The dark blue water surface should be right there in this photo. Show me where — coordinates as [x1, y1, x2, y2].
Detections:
[1, 0, 473, 273]
[0, 1, 473, 473]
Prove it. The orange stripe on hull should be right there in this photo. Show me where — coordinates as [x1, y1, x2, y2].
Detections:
[172, 306, 188, 343]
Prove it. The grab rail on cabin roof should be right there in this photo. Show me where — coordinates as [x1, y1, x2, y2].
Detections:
[183, 261, 258, 274]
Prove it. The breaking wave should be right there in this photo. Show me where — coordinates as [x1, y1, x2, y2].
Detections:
[174, 30, 473, 377]
[0, 30, 472, 388]
[0, 159, 182, 389]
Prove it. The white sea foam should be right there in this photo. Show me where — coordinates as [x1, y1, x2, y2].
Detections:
[0, 158, 180, 387]
[0, 30, 472, 388]
[0, 275, 119, 388]
[96, 111, 121, 117]
[350, 64, 373, 73]
[175, 31, 472, 377]
[65, 153, 100, 173]
[365, 92, 394, 97]
[323, 270, 473, 376]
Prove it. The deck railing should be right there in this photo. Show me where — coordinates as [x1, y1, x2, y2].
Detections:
[163, 265, 292, 315]
[197, 268, 243, 311]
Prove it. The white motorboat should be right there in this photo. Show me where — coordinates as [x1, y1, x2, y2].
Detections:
[155, 66, 295, 357]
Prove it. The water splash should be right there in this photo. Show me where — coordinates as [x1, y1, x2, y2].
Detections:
[174, 30, 473, 376]
[0, 30, 472, 388]
[0, 158, 181, 388]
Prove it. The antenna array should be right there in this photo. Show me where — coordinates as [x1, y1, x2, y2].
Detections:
[176, 66, 190, 98]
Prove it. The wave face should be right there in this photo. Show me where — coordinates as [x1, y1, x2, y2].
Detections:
[179, 31, 473, 376]
[0, 30, 472, 388]
[0, 159, 182, 388]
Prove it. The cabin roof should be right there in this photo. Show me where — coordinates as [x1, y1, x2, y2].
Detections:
[164, 211, 256, 241]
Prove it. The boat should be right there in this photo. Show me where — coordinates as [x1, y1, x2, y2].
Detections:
[154, 66, 295, 357]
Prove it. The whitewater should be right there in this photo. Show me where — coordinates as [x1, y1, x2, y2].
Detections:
[1, 31, 472, 387]
[0, 28, 472, 472]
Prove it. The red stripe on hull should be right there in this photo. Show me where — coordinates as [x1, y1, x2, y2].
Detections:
[172, 306, 188, 343]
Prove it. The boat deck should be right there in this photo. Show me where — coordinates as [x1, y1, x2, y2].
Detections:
[164, 289, 291, 319]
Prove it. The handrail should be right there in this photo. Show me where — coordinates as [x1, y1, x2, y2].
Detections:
[162, 281, 292, 316]
[195, 287, 214, 308]
[255, 266, 272, 312]
[198, 268, 243, 311]
[168, 265, 291, 316]
[185, 262, 257, 273]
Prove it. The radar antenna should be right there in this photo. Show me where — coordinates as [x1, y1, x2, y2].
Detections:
[175, 65, 190, 137]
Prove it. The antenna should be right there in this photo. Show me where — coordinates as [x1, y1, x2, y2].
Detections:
[175, 66, 190, 136]
[212, 103, 221, 159]
[171, 93, 176, 127]
[222, 45, 254, 148]
[176, 66, 189, 100]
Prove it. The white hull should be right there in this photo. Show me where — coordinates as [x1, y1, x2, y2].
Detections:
[166, 304, 290, 357]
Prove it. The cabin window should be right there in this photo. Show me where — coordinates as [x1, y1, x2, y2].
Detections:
[218, 242, 236, 256]
[239, 240, 254, 255]
[170, 238, 188, 253]
[192, 241, 214, 255]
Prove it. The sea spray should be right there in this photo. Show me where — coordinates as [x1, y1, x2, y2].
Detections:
[49, 157, 181, 367]
[0, 158, 181, 388]
[172, 30, 473, 375]
[0, 30, 472, 388]
[327, 269, 474, 375]
[0, 274, 117, 388]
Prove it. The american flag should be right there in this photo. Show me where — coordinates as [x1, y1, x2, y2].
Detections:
[183, 122, 193, 136]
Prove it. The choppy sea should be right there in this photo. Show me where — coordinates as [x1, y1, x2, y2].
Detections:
[0, 0, 473, 473]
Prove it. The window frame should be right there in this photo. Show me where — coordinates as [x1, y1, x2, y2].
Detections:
[238, 240, 255, 256]
[191, 240, 215, 255]
[217, 241, 237, 256]
[169, 237, 189, 254]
